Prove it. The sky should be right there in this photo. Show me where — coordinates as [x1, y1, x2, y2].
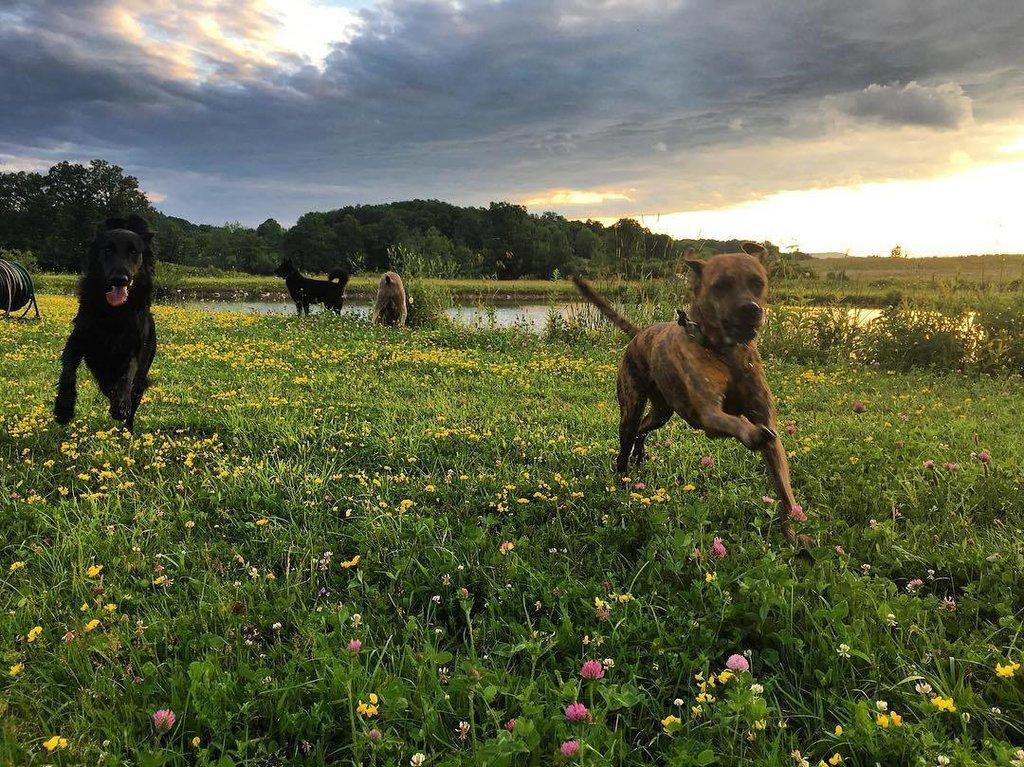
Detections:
[2, 0, 1023, 255]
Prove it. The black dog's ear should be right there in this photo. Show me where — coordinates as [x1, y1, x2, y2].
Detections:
[741, 242, 767, 261]
[125, 214, 153, 242]
[676, 308, 689, 325]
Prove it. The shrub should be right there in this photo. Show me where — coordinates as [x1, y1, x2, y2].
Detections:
[405, 278, 452, 328]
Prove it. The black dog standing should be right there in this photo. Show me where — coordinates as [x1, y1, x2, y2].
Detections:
[54, 215, 156, 432]
[274, 258, 349, 315]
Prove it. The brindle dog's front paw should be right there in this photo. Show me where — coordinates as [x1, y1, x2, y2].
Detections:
[54, 401, 74, 425]
[743, 424, 777, 450]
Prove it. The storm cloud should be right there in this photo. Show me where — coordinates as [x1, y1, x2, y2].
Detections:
[1, 0, 1022, 224]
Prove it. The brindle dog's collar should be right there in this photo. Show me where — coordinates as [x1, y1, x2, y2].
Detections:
[676, 309, 710, 348]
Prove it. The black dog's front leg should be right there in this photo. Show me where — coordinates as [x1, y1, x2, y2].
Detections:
[107, 358, 138, 423]
[54, 337, 84, 424]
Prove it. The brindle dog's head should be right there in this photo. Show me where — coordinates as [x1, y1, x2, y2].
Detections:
[87, 215, 154, 308]
[686, 242, 769, 346]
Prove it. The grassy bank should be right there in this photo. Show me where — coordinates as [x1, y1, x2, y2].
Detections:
[33, 265, 1024, 311]
[2, 297, 1023, 765]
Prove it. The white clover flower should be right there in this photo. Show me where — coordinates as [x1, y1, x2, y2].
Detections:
[837, 643, 851, 658]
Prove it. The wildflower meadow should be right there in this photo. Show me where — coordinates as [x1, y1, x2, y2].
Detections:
[2, 295, 1023, 766]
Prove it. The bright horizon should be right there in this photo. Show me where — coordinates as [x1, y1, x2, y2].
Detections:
[3, 1, 1024, 256]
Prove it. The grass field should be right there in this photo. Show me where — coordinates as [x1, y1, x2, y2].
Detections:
[2, 296, 1023, 766]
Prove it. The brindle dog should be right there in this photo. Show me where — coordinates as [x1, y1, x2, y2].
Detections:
[574, 243, 808, 545]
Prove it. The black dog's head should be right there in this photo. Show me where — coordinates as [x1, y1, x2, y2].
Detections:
[274, 258, 297, 279]
[87, 215, 154, 308]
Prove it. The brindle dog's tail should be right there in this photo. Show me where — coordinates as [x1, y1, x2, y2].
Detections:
[572, 276, 639, 338]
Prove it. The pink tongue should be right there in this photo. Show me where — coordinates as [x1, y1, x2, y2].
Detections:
[106, 286, 129, 307]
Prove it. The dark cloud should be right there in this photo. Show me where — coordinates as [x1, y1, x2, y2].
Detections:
[1, 0, 1022, 224]
[832, 82, 973, 128]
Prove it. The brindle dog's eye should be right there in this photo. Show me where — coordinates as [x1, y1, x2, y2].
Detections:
[713, 277, 733, 293]
[750, 277, 765, 292]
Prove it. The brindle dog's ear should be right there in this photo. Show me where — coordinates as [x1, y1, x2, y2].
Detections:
[741, 242, 768, 262]
[676, 308, 688, 326]
[685, 258, 704, 289]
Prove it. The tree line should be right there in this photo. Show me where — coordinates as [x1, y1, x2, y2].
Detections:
[1, 160, 795, 278]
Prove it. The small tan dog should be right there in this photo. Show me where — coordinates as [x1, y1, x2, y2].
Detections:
[372, 271, 408, 326]
[574, 243, 808, 545]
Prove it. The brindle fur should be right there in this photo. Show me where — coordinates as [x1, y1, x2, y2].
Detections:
[574, 243, 807, 545]
[372, 271, 408, 326]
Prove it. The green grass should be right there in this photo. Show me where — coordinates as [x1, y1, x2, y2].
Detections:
[2, 296, 1023, 766]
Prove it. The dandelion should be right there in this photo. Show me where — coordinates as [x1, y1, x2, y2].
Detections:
[348, 639, 362, 654]
[152, 709, 176, 733]
[564, 702, 589, 722]
[42, 736, 69, 752]
[560, 740, 580, 757]
[996, 661, 1020, 678]
[711, 537, 727, 559]
[726, 654, 749, 672]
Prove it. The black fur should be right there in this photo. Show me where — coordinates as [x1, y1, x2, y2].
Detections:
[273, 258, 349, 315]
[54, 215, 156, 431]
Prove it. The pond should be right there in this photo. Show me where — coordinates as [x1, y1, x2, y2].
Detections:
[172, 297, 884, 332]
[176, 298, 585, 330]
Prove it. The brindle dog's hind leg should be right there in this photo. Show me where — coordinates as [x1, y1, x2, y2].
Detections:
[631, 394, 672, 465]
[615, 370, 647, 474]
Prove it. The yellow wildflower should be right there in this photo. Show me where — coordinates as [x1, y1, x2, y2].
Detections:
[9, 663, 24, 677]
[84, 619, 100, 632]
[42, 736, 68, 752]
[929, 695, 956, 713]
[834, 725, 843, 736]
[995, 661, 1020, 678]
[341, 555, 361, 568]
[26, 626, 42, 643]
[829, 753, 843, 765]
[9, 561, 25, 573]
[705, 571, 716, 583]
[661, 714, 681, 734]
[86, 564, 104, 578]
